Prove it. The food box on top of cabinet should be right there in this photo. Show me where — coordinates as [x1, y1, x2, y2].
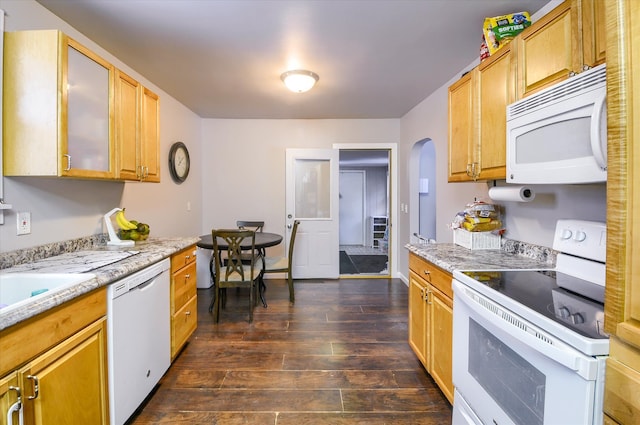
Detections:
[482, 11, 531, 56]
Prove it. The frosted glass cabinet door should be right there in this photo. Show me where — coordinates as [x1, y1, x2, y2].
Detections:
[64, 40, 114, 177]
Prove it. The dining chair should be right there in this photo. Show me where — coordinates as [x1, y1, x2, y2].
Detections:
[261, 220, 300, 303]
[209, 229, 263, 323]
[236, 220, 264, 232]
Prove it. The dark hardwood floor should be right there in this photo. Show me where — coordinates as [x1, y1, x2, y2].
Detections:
[128, 278, 452, 424]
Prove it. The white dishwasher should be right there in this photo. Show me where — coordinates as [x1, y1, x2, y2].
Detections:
[107, 258, 171, 425]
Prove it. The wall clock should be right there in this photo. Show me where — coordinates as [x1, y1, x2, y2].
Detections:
[168, 141, 190, 183]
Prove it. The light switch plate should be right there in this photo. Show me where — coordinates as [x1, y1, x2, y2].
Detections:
[17, 211, 31, 235]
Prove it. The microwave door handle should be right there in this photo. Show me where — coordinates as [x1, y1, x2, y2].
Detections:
[590, 93, 607, 170]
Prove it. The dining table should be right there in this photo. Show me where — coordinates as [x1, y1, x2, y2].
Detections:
[197, 232, 283, 308]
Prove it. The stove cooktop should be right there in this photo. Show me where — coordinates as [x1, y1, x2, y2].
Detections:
[459, 270, 607, 341]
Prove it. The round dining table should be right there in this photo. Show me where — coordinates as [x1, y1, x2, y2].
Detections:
[197, 232, 283, 309]
[197, 232, 283, 250]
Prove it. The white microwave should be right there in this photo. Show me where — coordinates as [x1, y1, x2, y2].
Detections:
[506, 64, 607, 184]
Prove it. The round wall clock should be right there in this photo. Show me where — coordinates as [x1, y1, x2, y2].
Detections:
[168, 141, 190, 183]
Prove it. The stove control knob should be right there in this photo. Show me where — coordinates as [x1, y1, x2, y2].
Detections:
[558, 306, 571, 319]
[572, 313, 585, 324]
[573, 231, 587, 242]
[561, 229, 573, 240]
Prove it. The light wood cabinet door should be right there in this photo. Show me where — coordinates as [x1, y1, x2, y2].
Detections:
[408, 253, 453, 404]
[3, 31, 115, 179]
[516, 0, 581, 98]
[115, 71, 160, 182]
[448, 71, 476, 182]
[428, 285, 453, 404]
[408, 270, 428, 365]
[0, 372, 19, 425]
[604, 0, 640, 423]
[115, 70, 141, 180]
[21, 319, 109, 425]
[581, 0, 606, 68]
[140, 87, 161, 182]
[476, 45, 513, 181]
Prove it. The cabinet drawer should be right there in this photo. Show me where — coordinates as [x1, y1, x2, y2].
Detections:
[172, 295, 197, 358]
[172, 262, 197, 311]
[409, 254, 452, 299]
[171, 245, 197, 271]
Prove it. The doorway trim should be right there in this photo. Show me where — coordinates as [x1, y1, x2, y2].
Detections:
[333, 143, 398, 278]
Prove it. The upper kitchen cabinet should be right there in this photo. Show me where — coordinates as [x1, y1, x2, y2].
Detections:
[515, 0, 579, 98]
[3, 30, 116, 179]
[603, 0, 640, 423]
[115, 71, 160, 182]
[448, 45, 513, 182]
[515, 0, 605, 99]
[581, 0, 606, 68]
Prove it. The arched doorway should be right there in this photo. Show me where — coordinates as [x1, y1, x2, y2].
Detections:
[409, 139, 436, 243]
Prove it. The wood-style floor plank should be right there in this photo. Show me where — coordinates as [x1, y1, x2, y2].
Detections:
[127, 278, 452, 425]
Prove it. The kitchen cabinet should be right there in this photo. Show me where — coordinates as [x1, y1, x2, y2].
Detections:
[0, 288, 109, 425]
[3, 30, 115, 179]
[170, 245, 198, 360]
[603, 1, 640, 423]
[448, 44, 513, 182]
[581, 0, 606, 68]
[515, 0, 579, 98]
[515, 0, 605, 99]
[408, 253, 453, 404]
[115, 70, 161, 182]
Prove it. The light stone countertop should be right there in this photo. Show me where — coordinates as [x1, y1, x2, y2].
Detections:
[0, 236, 199, 331]
[406, 240, 556, 274]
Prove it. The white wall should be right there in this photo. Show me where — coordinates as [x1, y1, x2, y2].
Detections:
[200, 119, 400, 257]
[0, 0, 203, 252]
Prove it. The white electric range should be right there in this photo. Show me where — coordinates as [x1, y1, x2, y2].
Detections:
[452, 219, 608, 425]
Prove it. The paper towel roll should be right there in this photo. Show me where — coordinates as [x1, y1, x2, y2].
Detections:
[488, 186, 535, 202]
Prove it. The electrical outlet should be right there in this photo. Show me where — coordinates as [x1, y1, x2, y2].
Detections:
[17, 212, 31, 235]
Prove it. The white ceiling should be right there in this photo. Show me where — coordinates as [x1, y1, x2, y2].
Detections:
[36, 0, 550, 119]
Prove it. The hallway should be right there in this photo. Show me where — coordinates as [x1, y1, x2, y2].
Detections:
[128, 278, 452, 424]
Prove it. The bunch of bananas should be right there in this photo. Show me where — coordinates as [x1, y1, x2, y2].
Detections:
[115, 209, 151, 241]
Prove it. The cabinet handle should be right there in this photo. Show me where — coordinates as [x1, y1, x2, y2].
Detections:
[185, 274, 191, 279]
[185, 311, 191, 316]
[8, 385, 22, 406]
[26, 375, 39, 400]
[426, 289, 433, 305]
[423, 270, 431, 283]
[63, 154, 72, 171]
[466, 163, 472, 177]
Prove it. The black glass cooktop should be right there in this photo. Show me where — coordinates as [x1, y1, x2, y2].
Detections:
[461, 270, 607, 340]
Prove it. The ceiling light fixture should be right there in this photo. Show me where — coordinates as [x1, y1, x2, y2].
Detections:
[280, 69, 319, 93]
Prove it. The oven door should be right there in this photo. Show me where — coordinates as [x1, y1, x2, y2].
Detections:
[452, 279, 605, 425]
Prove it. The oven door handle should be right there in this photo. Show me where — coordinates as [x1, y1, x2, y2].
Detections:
[456, 286, 597, 380]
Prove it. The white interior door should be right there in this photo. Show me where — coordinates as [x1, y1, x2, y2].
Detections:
[286, 148, 339, 279]
[339, 170, 365, 245]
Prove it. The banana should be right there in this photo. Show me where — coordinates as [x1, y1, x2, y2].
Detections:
[115, 209, 138, 230]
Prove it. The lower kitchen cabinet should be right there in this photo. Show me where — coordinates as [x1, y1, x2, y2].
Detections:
[170, 245, 198, 360]
[408, 253, 454, 403]
[0, 288, 109, 425]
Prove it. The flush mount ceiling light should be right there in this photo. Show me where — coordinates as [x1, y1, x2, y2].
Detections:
[280, 69, 319, 93]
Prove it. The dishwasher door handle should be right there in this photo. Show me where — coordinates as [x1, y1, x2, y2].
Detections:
[134, 273, 163, 292]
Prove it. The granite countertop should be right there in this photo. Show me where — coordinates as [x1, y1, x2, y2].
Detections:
[406, 240, 556, 274]
[0, 236, 199, 331]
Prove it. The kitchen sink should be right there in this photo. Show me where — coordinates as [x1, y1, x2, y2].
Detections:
[0, 272, 96, 313]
